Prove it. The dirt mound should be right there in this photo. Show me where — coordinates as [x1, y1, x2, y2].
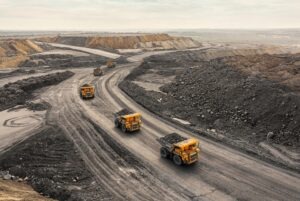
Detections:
[37, 34, 200, 50]
[87, 34, 173, 49]
[0, 39, 44, 69]
[121, 50, 300, 149]
[0, 126, 99, 201]
[221, 54, 300, 92]
[0, 71, 74, 111]
[21, 54, 108, 68]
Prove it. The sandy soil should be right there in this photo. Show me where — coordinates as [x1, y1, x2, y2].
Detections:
[0, 179, 56, 201]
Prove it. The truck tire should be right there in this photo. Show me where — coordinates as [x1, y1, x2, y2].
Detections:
[114, 119, 120, 128]
[121, 124, 127, 133]
[160, 147, 170, 158]
[173, 154, 182, 166]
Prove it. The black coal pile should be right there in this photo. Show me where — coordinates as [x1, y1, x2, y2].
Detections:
[25, 101, 51, 111]
[121, 52, 300, 148]
[0, 71, 74, 111]
[157, 133, 187, 145]
[0, 69, 36, 79]
[0, 126, 100, 201]
[21, 54, 108, 68]
[21, 53, 128, 68]
[161, 59, 300, 147]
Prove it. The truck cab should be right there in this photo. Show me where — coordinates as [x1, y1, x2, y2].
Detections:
[93, 67, 103, 76]
[158, 133, 200, 165]
[106, 59, 116, 68]
[80, 84, 95, 99]
[114, 109, 141, 132]
[173, 138, 199, 165]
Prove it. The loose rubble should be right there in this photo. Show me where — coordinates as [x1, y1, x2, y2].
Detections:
[120, 50, 300, 154]
[0, 126, 102, 201]
[0, 71, 74, 111]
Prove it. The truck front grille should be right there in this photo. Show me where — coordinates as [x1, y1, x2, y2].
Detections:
[131, 123, 139, 130]
[190, 153, 198, 161]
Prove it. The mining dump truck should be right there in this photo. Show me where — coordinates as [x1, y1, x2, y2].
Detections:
[114, 109, 141, 132]
[80, 84, 95, 99]
[157, 133, 200, 165]
[106, 59, 116, 68]
[93, 67, 103, 76]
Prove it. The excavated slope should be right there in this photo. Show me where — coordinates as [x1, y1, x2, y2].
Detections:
[37, 34, 200, 50]
[121, 50, 300, 148]
[0, 39, 43, 69]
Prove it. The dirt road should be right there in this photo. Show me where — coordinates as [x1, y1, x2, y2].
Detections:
[34, 62, 300, 201]
[46, 43, 121, 59]
[0, 108, 45, 153]
[0, 48, 299, 200]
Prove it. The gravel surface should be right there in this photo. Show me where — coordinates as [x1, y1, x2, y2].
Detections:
[0, 126, 103, 201]
[120, 50, 300, 167]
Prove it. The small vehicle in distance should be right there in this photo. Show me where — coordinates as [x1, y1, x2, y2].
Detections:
[80, 84, 95, 99]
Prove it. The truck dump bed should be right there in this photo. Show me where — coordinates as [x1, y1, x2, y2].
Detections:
[114, 108, 134, 117]
[81, 84, 93, 88]
[157, 133, 187, 147]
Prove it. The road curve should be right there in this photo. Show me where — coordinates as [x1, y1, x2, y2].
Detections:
[39, 64, 300, 201]
[45, 43, 121, 59]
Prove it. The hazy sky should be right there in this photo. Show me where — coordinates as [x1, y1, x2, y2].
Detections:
[0, 0, 299, 31]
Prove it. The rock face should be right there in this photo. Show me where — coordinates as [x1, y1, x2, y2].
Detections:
[0, 39, 43, 68]
[37, 34, 201, 50]
[120, 50, 300, 148]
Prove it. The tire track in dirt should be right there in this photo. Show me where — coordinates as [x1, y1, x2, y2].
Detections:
[42, 68, 194, 201]
[90, 65, 300, 201]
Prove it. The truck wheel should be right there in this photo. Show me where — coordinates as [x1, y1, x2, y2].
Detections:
[121, 124, 127, 133]
[173, 155, 182, 166]
[114, 119, 120, 128]
[160, 147, 169, 158]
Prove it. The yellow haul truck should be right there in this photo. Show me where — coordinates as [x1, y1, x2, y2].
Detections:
[114, 109, 141, 132]
[106, 59, 116, 68]
[80, 84, 95, 99]
[93, 67, 103, 76]
[157, 133, 200, 165]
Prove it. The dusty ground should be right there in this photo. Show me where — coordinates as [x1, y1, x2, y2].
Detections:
[0, 107, 46, 152]
[0, 39, 43, 69]
[0, 179, 55, 201]
[120, 49, 300, 170]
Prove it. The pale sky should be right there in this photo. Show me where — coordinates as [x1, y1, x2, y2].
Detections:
[0, 0, 300, 31]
